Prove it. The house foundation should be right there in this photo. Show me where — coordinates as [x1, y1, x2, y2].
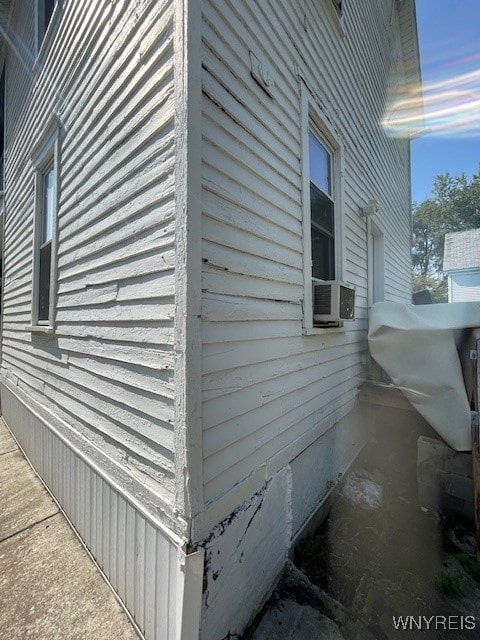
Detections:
[198, 407, 368, 639]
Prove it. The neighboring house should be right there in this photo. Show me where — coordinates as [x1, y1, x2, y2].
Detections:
[443, 228, 480, 302]
[0, 1, 420, 638]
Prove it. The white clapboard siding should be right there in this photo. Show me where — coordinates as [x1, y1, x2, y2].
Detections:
[201, 0, 412, 503]
[2, 0, 178, 507]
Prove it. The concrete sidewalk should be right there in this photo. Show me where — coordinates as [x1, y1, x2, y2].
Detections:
[0, 418, 139, 640]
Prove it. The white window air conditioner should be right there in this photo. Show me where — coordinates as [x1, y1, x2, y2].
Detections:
[313, 280, 355, 323]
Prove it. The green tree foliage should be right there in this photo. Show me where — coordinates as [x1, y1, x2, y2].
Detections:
[412, 273, 447, 303]
[412, 169, 480, 276]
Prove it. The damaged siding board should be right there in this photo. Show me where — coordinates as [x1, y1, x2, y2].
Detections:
[200, 469, 291, 639]
[2, 0, 177, 504]
[201, 0, 411, 504]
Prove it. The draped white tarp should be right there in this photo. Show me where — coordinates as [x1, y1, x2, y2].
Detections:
[368, 302, 480, 451]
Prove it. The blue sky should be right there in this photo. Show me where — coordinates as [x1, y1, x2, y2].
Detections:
[411, 0, 480, 204]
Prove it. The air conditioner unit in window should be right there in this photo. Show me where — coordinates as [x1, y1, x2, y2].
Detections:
[313, 280, 355, 323]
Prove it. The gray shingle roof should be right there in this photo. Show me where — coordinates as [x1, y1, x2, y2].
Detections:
[443, 228, 480, 271]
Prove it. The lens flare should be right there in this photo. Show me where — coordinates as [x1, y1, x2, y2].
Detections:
[0, 24, 36, 76]
[383, 55, 480, 138]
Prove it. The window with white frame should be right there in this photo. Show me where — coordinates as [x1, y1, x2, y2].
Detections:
[301, 88, 345, 331]
[31, 124, 60, 329]
[37, 162, 55, 321]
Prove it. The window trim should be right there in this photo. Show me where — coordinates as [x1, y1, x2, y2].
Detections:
[367, 218, 385, 307]
[34, 0, 63, 62]
[31, 119, 60, 331]
[301, 85, 345, 331]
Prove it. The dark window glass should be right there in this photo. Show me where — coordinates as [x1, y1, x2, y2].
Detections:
[309, 132, 335, 281]
[39, 0, 56, 42]
[44, 0, 56, 34]
[311, 183, 334, 235]
[38, 163, 54, 322]
[38, 241, 51, 321]
[311, 227, 335, 281]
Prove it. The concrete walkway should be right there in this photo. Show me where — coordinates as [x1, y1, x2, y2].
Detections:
[0, 418, 139, 640]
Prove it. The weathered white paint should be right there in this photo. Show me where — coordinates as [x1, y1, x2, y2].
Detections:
[198, 406, 366, 640]
[301, 82, 347, 330]
[2, 0, 179, 515]
[1, 382, 204, 640]
[199, 0, 413, 511]
[1, 0, 419, 637]
[200, 467, 292, 640]
[448, 270, 480, 303]
[173, 0, 204, 523]
[1, 1, 205, 637]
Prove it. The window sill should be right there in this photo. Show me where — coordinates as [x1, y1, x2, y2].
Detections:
[27, 325, 55, 335]
[302, 324, 347, 335]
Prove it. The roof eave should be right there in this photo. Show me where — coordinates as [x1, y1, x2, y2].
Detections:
[398, 0, 424, 134]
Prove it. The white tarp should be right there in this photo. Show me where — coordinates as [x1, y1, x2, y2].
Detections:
[368, 301, 480, 451]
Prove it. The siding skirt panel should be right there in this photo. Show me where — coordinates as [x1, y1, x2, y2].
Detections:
[0, 381, 204, 640]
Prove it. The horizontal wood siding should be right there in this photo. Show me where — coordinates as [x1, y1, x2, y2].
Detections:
[2, 0, 177, 507]
[201, 0, 412, 503]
